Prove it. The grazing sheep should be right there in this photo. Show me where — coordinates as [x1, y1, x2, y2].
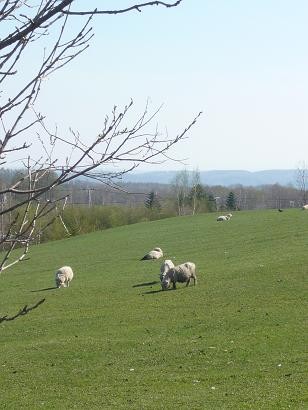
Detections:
[140, 247, 163, 261]
[55, 266, 74, 288]
[302, 204, 308, 210]
[161, 262, 197, 290]
[217, 215, 229, 221]
[160, 259, 174, 282]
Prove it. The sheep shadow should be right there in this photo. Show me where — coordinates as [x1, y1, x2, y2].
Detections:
[30, 286, 58, 292]
[142, 289, 163, 295]
[132, 281, 159, 288]
[142, 287, 184, 295]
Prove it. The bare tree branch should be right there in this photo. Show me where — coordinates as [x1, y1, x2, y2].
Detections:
[0, 298, 46, 323]
[63, 1, 183, 16]
[0, 0, 200, 279]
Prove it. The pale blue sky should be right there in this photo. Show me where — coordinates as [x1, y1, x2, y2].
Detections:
[37, 0, 308, 171]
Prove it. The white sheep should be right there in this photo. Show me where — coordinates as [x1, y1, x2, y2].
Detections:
[161, 262, 197, 290]
[160, 259, 174, 282]
[55, 266, 74, 288]
[140, 247, 163, 261]
[217, 215, 229, 221]
[302, 204, 308, 210]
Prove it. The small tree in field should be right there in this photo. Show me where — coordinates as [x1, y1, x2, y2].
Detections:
[296, 161, 308, 205]
[188, 183, 206, 214]
[145, 191, 161, 211]
[172, 170, 190, 216]
[226, 191, 237, 210]
[189, 168, 201, 215]
[207, 194, 217, 212]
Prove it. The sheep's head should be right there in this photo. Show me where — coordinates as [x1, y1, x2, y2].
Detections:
[56, 276, 66, 288]
[161, 277, 171, 290]
[154, 247, 162, 253]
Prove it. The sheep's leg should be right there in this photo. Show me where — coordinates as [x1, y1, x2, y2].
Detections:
[172, 281, 176, 289]
[186, 278, 191, 287]
[193, 276, 197, 286]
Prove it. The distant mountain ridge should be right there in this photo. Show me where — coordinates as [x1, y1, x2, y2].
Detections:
[122, 169, 297, 187]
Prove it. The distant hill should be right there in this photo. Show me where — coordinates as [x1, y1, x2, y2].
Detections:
[122, 169, 297, 187]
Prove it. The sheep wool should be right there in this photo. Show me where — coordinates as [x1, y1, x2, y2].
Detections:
[162, 262, 197, 290]
[140, 247, 163, 261]
[217, 214, 232, 221]
[160, 259, 175, 282]
[55, 266, 74, 288]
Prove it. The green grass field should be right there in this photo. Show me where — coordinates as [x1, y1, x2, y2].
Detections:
[0, 210, 307, 409]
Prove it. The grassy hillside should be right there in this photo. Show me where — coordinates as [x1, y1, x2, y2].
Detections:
[0, 210, 307, 409]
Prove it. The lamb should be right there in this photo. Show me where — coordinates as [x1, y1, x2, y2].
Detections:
[217, 215, 229, 221]
[55, 266, 74, 288]
[140, 247, 163, 261]
[160, 259, 174, 282]
[161, 262, 197, 290]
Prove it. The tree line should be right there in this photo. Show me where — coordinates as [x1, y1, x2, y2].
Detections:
[0, 167, 305, 245]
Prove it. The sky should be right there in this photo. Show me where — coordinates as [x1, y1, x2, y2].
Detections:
[34, 1, 308, 172]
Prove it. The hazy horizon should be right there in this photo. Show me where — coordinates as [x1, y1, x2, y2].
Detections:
[129, 167, 298, 173]
[121, 168, 298, 187]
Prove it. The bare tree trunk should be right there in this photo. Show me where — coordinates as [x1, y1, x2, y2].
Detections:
[296, 162, 308, 205]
